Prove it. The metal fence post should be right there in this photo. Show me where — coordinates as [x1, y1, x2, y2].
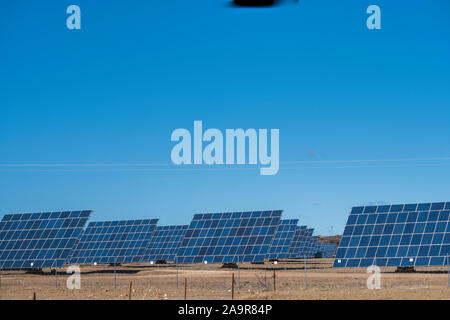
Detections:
[114, 258, 117, 289]
[238, 263, 240, 291]
[232, 273, 235, 299]
[273, 269, 276, 291]
[304, 256, 308, 289]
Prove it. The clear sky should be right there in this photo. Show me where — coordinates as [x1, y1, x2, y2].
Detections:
[1, 0, 449, 235]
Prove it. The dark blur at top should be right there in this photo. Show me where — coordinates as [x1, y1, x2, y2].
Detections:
[232, 0, 287, 7]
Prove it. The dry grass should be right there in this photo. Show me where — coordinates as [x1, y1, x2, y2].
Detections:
[1, 259, 449, 300]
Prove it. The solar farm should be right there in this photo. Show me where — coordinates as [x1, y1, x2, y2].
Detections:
[1, 203, 450, 300]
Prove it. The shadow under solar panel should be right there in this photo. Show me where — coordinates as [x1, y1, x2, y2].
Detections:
[334, 202, 450, 268]
[175, 210, 283, 264]
[0, 210, 91, 269]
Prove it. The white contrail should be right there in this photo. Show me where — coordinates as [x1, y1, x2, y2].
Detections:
[282, 157, 450, 164]
[0, 163, 172, 167]
[0, 157, 449, 168]
[0, 161, 450, 172]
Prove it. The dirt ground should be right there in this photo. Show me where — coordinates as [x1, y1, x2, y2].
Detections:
[1, 259, 449, 300]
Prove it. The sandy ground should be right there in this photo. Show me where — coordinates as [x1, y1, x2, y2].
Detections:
[1, 259, 450, 300]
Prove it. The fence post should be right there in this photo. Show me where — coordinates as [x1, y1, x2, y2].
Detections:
[237, 263, 240, 291]
[114, 258, 117, 289]
[129, 281, 133, 300]
[304, 256, 308, 289]
[232, 273, 235, 299]
[273, 269, 276, 292]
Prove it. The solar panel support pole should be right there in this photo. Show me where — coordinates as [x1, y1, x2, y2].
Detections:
[447, 255, 449, 288]
[55, 268, 57, 289]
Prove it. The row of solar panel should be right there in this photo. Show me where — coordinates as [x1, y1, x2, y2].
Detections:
[351, 203, 450, 214]
[334, 256, 449, 268]
[0, 210, 322, 269]
[347, 211, 449, 224]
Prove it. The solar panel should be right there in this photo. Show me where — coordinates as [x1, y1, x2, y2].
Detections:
[145, 225, 188, 262]
[334, 202, 450, 267]
[0, 210, 91, 269]
[318, 242, 337, 258]
[299, 228, 315, 258]
[69, 219, 158, 264]
[266, 219, 298, 260]
[64, 224, 87, 264]
[306, 235, 319, 258]
[288, 225, 307, 258]
[175, 210, 283, 264]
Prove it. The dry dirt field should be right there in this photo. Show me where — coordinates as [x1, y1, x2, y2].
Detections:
[1, 259, 450, 300]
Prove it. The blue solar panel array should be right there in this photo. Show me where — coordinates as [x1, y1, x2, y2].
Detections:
[0, 207, 337, 267]
[267, 219, 298, 260]
[70, 219, 158, 264]
[334, 202, 450, 267]
[307, 234, 319, 258]
[145, 225, 188, 262]
[318, 242, 337, 258]
[175, 210, 283, 264]
[299, 228, 315, 258]
[0, 211, 91, 269]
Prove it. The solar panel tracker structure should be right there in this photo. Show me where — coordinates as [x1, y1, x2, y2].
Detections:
[334, 202, 450, 267]
[288, 225, 307, 258]
[299, 228, 315, 258]
[175, 210, 283, 264]
[318, 242, 338, 258]
[0, 210, 91, 269]
[145, 225, 188, 262]
[307, 235, 319, 258]
[266, 219, 298, 260]
[70, 219, 158, 264]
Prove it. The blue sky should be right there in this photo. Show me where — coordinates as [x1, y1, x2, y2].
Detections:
[0, 0, 449, 235]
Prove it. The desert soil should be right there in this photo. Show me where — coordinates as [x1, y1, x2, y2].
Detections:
[1, 259, 449, 300]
